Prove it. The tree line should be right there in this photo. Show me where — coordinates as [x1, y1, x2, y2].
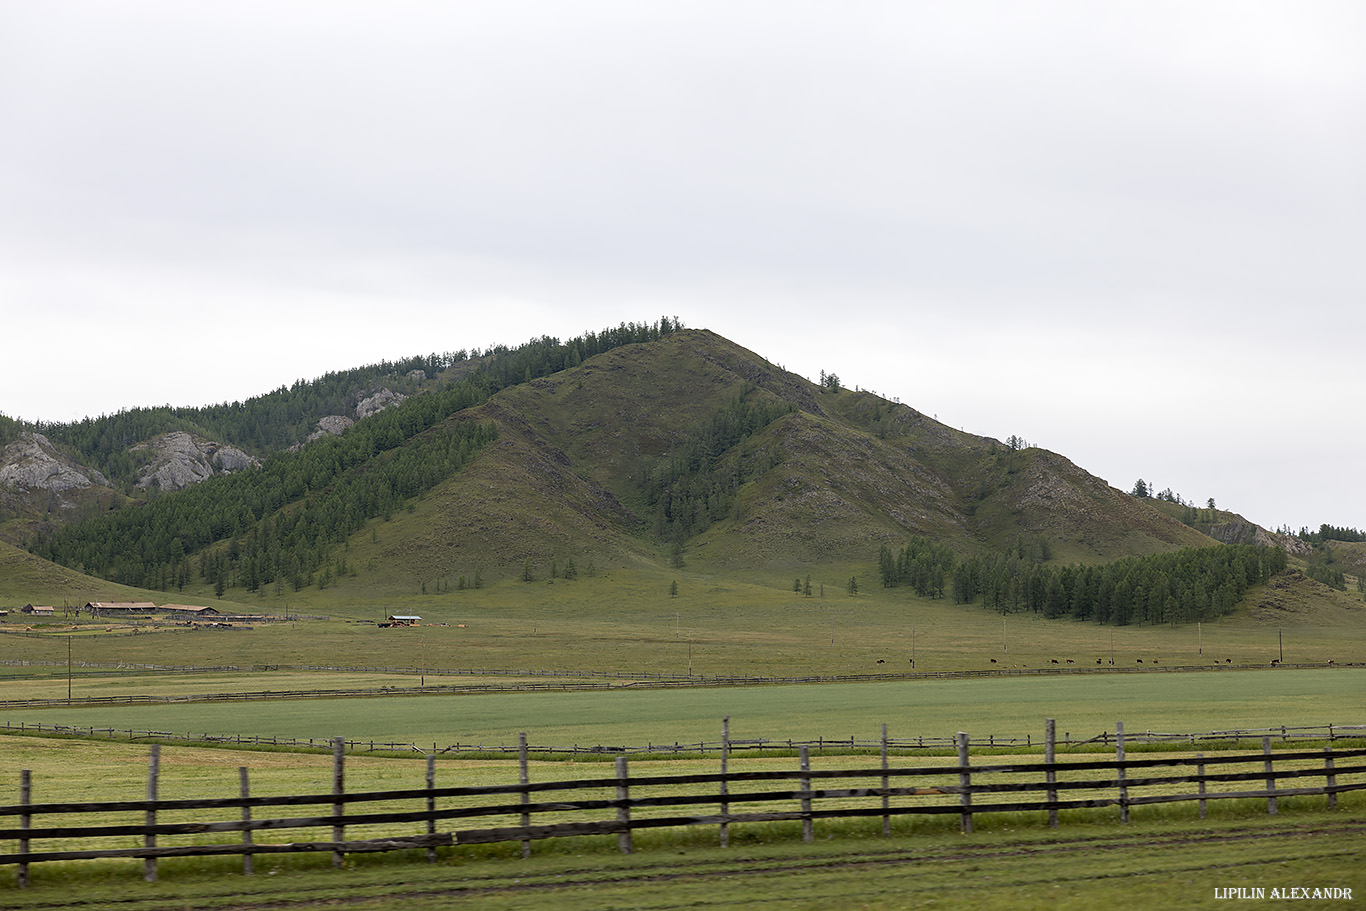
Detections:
[29, 318, 684, 592]
[33, 384, 498, 592]
[1296, 524, 1366, 545]
[877, 538, 1288, 626]
[640, 387, 793, 543]
[4, 317, 684, 490]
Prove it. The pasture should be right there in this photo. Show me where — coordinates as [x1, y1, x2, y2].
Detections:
[0, 668, 1361, 753]
[5, 565, 1365, 680]
[1, 571, 1363, 908]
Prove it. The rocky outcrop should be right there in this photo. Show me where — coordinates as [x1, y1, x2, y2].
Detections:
[0, 433, 107, 492]
[356, 388, 406, 419]
[302, 415, 355, 445]
[1207, 521, 1313, 557]
[293, 389, 405, 449]
[132, 432, 259, 491]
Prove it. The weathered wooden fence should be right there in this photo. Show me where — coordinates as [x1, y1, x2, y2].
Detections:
[4, 724, 1364, 887]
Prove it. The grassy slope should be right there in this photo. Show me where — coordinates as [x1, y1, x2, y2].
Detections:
[0, 538, 256, 614]
[324, 329, 1214, 589]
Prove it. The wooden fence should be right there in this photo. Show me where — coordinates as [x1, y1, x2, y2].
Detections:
[4, 723, 1364, 887]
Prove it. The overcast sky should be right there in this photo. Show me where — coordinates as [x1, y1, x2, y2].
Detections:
[2, 2, 1363, 533]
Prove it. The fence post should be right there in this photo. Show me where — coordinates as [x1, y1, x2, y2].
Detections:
[332, 738, 345, 868]
[519, 733, 531, 859]
[1197, 753, 1207, 819]
[720, 716, 731, 848]
[881, 723, 890, 837]
[145, 745, 160, 883]
[426, 753, 437, 863]
[1325, 747, 1337, 809]
[18, 769, 30, 889]
[957, 732, 972, 834]
[1263, 737, 1277, 815]
[1116, 723, 1128, 825]
[616, 755, 633, 854]
[240, 767, 254, 875]
[800, 746, 813, 843]
[1045, 719, 1058, 828]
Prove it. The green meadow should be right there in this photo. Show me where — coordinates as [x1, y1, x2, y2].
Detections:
[2, 668, 1361, 749]
[6, 566, 1364, 678]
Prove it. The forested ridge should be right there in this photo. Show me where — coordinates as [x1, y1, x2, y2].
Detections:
[27, 319, 684, 592]
[2, 318, 684, 488]
[880, 537, 1289, 626]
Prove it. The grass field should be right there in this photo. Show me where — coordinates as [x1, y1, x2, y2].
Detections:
[0, 668, 1361, 753]
[4, 815, 1362, 910]
[5, 566, 1366, 679]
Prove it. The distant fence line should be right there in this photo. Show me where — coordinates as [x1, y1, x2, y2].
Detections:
[4, 726, 1365, 888]
[3, 719, 1363, 756]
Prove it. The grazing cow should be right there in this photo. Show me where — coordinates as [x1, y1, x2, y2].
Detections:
[1271, 659, 1279, 666]
[1226, 658, 1232, 663]
[1152, 659, 1159, 664]
[876, 659, 885, 664]
[1050, 659, 1059, 664]
[1136, 658, 1143, 664]
[990, 658, 997, 663]
[1096, 658, 1102, 665]
[1066, 659, 1074, 664]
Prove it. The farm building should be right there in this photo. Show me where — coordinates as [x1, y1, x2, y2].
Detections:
[381, 615, 422, 628]
[159, 604, 221, 618]
[84, 601, 156, 617]
[22, 605, 55, 617]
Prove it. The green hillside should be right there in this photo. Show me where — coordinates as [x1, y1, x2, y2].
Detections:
[0, 323, 1309, 620]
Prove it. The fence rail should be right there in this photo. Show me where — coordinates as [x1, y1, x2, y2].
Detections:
[4, 724, 1365, 887]
[3, 719, 1363, 756]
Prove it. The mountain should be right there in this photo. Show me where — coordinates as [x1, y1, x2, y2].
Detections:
[410, 329, 1212, 578]
[5, 325, 1230, 603]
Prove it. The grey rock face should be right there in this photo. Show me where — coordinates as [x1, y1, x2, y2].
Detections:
[133, 431, 260, 491]
[303, 415, 355, 445]
[356, 388, 406, 419]
[0, 433, 107, 492]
